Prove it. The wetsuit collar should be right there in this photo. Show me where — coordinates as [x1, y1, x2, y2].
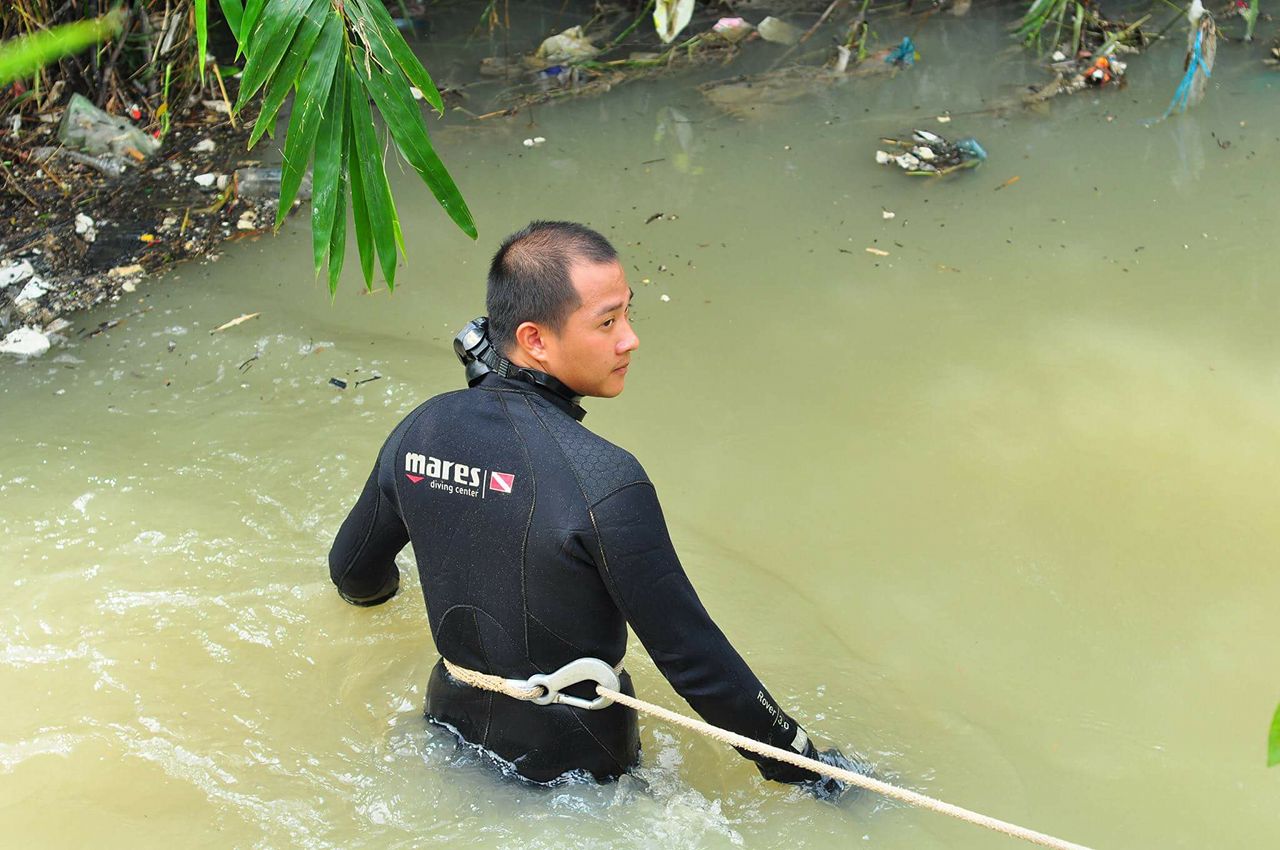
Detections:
[480, 370, 587, 421]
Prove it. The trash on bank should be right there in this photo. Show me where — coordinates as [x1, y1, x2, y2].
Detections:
[0, 260, 35, 289]
[536, 26, 600, 64]
[0, 327, 52, 358]
[75, 213, 96, 243]
[712, 17, 754, 42]
[57, 94, 160, 166]
[15, 278, 49, 306]
[758, 17, 802, 45]
[235, 167, 310, 202]
[29, 145, 126, 177]
[876, 130, 987, 176]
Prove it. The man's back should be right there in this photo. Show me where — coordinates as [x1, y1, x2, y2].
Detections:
[332, 372, 645, 780]
[331, 371, 823, 785]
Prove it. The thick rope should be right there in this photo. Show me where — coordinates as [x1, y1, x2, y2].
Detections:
[442, 660, 1095, 850]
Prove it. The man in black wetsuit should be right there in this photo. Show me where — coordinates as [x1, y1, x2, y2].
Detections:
[329, 221, 851, 791]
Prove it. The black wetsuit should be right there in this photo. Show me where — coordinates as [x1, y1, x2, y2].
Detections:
[329, 372, 820, 784]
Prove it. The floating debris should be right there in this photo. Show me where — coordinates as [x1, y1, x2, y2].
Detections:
[876, 130, 987, 176]
[210, 312, 262, 334]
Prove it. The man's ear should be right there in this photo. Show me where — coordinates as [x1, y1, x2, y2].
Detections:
[514, 321, 550, 365]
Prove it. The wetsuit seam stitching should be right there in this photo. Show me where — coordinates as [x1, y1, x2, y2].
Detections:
[526, 611, 592, 658]
[589, 479, 655, 510]
[502, 392, 540, 670]
[471, 607, 495, 746]
[527, 403, 595, 518]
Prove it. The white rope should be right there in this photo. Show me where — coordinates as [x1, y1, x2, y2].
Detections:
[442, 660, 1095, 850]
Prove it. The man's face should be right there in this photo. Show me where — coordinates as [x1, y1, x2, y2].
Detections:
[540, 260, 639, 398]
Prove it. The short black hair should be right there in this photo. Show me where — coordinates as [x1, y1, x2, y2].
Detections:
[487, 221, 618, 355]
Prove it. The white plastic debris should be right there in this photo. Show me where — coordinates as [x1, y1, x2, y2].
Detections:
[0, 259, 35, 289]
[74, 212, 96, 242]
[522, 137, 547, 148]
[7, 114, 20, 137]
[712, 16, 753, 43]
[16, 278, 48, 304]
[0, 327, 51, 358]
[236, 210, 258, 231]
[913, 145, 936, 160]
[44, 317, 72, 335]
[192, 138, 217, 153]
[757, 17, 802, 45]
[882, 209, 896, 220]
[875, 150, 894, 165]
[194, 172, 218, 188]
[535, 26, 599, 64]
[1051, 50, 1067, 62]
[660, 294, 671, 302]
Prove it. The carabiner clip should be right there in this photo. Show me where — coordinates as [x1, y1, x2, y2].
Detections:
[519, 657, 620, 711]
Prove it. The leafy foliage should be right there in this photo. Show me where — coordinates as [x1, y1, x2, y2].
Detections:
[0, 9, 126, 87]
[197, 0, 476, 293]
[1269, 702, 1280, 767]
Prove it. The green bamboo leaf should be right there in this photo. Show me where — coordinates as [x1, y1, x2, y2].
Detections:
[275, 11, 343, 220]
[251, 0, 331, 149]
[349, 0, 444, 114]
[346, 113, 375, 289]
[219, 0, 245, 42]
[354, 56, 476, 239]
[347, 59, 400, 289]
[238, 0, 265, 59]
[1269, 703, 1280, 767]
[311, 56, 347, 271]
[236, 0, 311, 111]
[0, 9, 125, 86]
[196, 0, 208, 83]
[327, 169, 348, 296]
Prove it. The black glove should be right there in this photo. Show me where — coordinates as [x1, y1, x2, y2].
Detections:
[803, 745, 872, 803]
[756, 739, 871, 803]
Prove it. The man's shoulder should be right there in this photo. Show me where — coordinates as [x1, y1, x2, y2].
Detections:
[533, 408, 648, 506]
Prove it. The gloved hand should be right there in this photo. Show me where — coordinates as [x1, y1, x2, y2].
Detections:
[756, 738, 870, 803]
[803, 744, 871, 802]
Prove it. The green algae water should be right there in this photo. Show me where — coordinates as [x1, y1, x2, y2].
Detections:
[3, 5, 1280, 848]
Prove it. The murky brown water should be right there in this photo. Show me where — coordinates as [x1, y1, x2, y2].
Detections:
[3, 4, 1279, 848]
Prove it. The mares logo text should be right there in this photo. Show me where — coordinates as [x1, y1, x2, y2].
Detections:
[404, 452, 515, 498]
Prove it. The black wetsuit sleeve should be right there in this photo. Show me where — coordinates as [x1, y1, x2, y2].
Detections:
[590, 481, 817, 783]
[328, 437, 409, 606]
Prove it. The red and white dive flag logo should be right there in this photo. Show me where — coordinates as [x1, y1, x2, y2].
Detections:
[488, 471, 515, 494]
